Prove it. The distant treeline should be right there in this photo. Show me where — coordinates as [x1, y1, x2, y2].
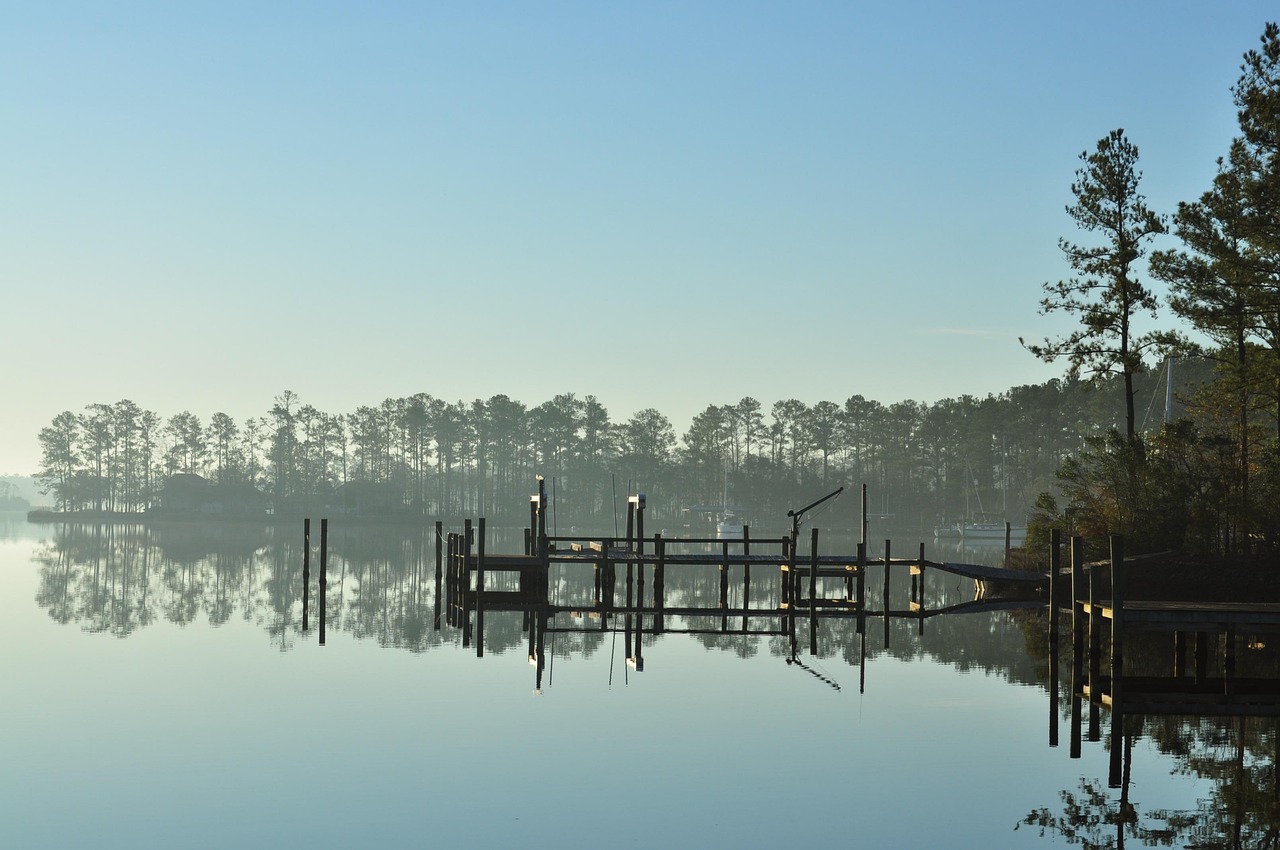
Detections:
[35, 365, 1215, 528]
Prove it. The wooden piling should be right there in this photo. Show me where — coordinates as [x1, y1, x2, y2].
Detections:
[1087, 562, 1100, 693]
[636, 554, 646, 668]
[476, 518, 486, 658]
[302, 518, 311, 632]
[856, 541, 867, 636]
[1048, 528, 1060, 646]
[1108, 534, 1124, 783]
[1048, 528, 1061, 748]
[882, 539, 891, 617]
[916, 541, 925, 636]
[434, 521, 443, 631]
[720, 540, 730, 610]
[810, 528, 820, 656]
[741, 527, 751, 633]
[883, 538, 891, 650]
[636, 499, 645, 557]
[1109, 535, 1124, 681]
[655, 534, 665, 634]
[1070, 536, 1085, 683]
[319, 518, 328, 646]
[807, 529, 818, 610]
[860, 483, 868, 546]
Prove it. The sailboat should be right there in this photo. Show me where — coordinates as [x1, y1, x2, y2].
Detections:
[936, 450, 1027, 541]
[715, 467, 744, 538]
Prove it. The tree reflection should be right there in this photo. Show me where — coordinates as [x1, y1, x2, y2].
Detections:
[1026, 716, 1280, 848]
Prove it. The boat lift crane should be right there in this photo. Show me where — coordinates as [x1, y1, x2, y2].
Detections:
[786, 486, 844, 542]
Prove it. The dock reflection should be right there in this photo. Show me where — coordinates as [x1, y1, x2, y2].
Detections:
[435, 495, 1043, 692]
[1038, 531, 1280, 846]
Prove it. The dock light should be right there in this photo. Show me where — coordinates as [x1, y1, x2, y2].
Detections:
[628, 493, 646, 509]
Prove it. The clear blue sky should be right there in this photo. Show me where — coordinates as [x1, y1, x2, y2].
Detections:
[2, 2, 1274, 474]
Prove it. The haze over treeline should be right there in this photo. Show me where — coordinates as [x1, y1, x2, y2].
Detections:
[34, 366, 1209, 530]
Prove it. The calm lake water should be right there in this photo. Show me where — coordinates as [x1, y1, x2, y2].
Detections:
[1, 515, 1258, 848]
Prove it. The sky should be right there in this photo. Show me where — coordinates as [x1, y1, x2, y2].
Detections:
[2, 2, 1276, 476]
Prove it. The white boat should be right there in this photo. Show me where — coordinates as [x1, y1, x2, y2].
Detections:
[959, 521, 1027, 540]
[716, 514, 745, 538]
[933, 523, 962, 539]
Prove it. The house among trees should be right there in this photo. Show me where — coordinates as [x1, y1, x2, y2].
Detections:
[158, 474, 268, 518]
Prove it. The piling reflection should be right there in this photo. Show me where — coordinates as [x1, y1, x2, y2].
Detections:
[27, 518, 1039, 680]
[24, 518, 1280, 844]
[1033, 531, 1280, 847]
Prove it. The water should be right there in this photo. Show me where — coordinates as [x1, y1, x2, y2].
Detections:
[0, 516, 1249, 848]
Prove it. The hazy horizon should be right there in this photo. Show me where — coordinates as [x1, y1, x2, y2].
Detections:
[5, 2, 1273, 475]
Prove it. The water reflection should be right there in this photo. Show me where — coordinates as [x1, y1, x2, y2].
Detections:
[29, 521, 1040, 681]
[23, 519, 1280, 846]
[1032, 541, 1280, 848]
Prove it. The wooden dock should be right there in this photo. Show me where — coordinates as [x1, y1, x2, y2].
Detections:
[426, 480, 1049, 685]
[1045, 530, 1280, 788]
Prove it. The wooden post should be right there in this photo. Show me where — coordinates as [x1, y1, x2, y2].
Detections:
[1109, 534, 1124, 681]
[624, 562, 634, 663]
[1174, 632, 1187, 677]
[319, 518, 328, 646]
[883, 538, 891, 649]
[1087, 563, 1100, 695]
[856, 541, 867, 636]
[445, 533, 454, 627]
[302, 518, 311, 632]
[536, 482, 548, 561]
[433, 521, 443, 631]
[476, 518, 486, 658]
[810, 527, 820, 656]
[1048, 528, 1061, 645]
[742, 526, 751, 633]
[1087, 572, 1102, 744]
[860, 483, 868, 546]
[1069, 538, 1084, 758]
[625, 499, 635, 550]
[654, 534, 665, 634]
[462, 519, 472, 648]
[1071, 536, 1085, 677]
[1004, 521, 1012, 565]
[528, 486, 538, 555]
[882, 539, 892, 617]
[778, 535, 788, 606]
[603, 540, 615, 613]
[916, 541, 926, 636]
[635, 498, 645, 557]
[1109, 534, 1124, 782]
[720, 540, 730, 610]
[636, 551, 646, 670]
[807, 528, 818, 607]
